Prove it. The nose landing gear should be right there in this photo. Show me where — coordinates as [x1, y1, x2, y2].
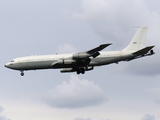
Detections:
[20, 71, 24, 76]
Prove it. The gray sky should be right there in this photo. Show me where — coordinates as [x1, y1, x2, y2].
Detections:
[0, 0, 160, 120]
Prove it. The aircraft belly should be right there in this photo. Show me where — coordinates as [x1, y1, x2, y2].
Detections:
[20, 61, 75, 70]
[51, 64, 76, 69]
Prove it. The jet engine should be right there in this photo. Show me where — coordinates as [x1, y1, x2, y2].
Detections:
[57, 59, 76, 65]
[72, 53, 90, 59]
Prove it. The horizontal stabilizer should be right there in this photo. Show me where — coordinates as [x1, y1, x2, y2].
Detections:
[133, 46, 155, 55]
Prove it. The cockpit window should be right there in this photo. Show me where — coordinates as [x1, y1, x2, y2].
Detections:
[11, 60, 14, 62]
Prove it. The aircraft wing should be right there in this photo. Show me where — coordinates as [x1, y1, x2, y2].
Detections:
[51, 43, 112, 67]
[87, 43, 112, 53]
[72, 43, 112, 65]
[81, 43, 112, 58]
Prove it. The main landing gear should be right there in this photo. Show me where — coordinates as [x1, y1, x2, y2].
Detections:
[20, 71, 24, 76]
[76, 68, 85, 74]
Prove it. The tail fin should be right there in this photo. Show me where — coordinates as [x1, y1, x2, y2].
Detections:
[123, 26, 148, 51]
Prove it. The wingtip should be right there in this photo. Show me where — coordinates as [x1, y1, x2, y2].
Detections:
[101, 43, 112, 46]
[149, 45, 155, 48]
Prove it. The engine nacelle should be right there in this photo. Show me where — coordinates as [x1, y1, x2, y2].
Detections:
[73, 53, 90, 59]
[57, 59, 76, 65]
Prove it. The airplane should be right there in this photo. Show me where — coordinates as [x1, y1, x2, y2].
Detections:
[5, 26, 155, 76]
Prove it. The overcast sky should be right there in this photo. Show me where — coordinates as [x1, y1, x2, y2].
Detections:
[0, 0, 160, 120]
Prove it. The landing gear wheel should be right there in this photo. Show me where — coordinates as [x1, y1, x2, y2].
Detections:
[81, 71, 85, 74]
[20, 72, 24, 76]
[76, 70, 80, 74]
[76, 68, 85, 74]
[80, 68, 85, 74]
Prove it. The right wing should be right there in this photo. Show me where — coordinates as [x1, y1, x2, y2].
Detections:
[72, 43, 112, 65]
[73, 43, 112, 59]
[85, 43, 112, 58]
[51, 43, 112, 67]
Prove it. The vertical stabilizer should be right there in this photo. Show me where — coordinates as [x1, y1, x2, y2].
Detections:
[123, 26, 148, 51]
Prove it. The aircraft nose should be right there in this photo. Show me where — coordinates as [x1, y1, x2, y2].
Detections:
[5, 63, 8, 68]
[5, 63, 10, 68]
